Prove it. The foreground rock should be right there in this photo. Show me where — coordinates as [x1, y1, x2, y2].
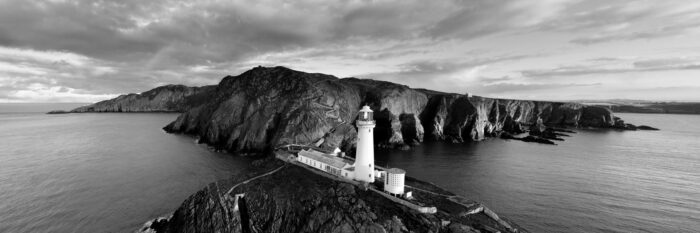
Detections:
[141, 159, 526, 233]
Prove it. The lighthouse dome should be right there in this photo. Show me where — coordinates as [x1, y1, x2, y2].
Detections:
[358, 105, 374, 122]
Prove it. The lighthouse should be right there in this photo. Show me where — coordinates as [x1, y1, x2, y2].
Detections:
[355, 105, 376, 183]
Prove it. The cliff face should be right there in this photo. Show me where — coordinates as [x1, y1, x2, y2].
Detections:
[70, 85, 214, 113]
[419, 95, 618, 143]
[161, 66, 626, 153]
[163, 67, 431, 153]
[163, 67, 364, 153]
[146, 159, 522, 233]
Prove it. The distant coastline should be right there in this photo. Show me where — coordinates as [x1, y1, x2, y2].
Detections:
[599, 103, 700, 115]
[608, 103, 700, 114]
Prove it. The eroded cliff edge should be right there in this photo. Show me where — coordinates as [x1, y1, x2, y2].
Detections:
[156, 66, 633, 152]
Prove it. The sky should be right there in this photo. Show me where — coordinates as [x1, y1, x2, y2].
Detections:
[1, 0, 699, 103]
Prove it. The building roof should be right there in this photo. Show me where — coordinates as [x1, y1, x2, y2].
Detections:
[298, 149, 349, 168]
[386, 168, 406, 174]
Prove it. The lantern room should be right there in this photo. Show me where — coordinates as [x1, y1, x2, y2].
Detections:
[358, 105, 374, 123]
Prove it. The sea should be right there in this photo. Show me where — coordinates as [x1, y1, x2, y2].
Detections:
[0, 104, 254, 232]
[1, 103, 698, 232]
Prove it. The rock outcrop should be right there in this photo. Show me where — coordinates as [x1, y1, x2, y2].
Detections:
[73, 66, 640, 152]
[141, 158, 525, 233]
[70, 85, 214, 113]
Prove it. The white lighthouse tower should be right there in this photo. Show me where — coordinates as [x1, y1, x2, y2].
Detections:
[354, 105, 376, 183]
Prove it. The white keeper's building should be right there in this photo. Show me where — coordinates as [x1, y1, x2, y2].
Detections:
[294, 105, 406, 196]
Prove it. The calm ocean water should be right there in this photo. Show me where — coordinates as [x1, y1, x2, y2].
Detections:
[0, 104, 253, 232]
[378, 113, 700, 232]
[1, 104, 698, 233]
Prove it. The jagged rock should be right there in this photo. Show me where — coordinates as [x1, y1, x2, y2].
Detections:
[521, 136, 556, 145]
[501, 133, 556, 145]
[529, 127, 567, 141]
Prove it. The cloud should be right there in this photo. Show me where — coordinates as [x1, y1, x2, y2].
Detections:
[478, 82, 601, 93]
[352, 54, 535, 95]
[570, 22, 700, 45]
[563, 1, 700, 44]
[426, 0, 575, 39]
[1, 0, 700, 102]
[395, 54, 535, 75]
[521, 57, 700, 78]
[0, 83, 117, 103]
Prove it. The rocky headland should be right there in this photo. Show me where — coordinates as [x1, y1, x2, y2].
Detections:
[73, 67, 641, 149]
[159, 66, 639, 149]
[68, 66, 643, 150]
[140, 158, 526, 233]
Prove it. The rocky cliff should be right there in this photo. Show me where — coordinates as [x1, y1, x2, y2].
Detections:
[160, 66, 630, 153]
[141, 158, 525, 233]
[69, 66, 635, 151]
[70, 85, 214, 112]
